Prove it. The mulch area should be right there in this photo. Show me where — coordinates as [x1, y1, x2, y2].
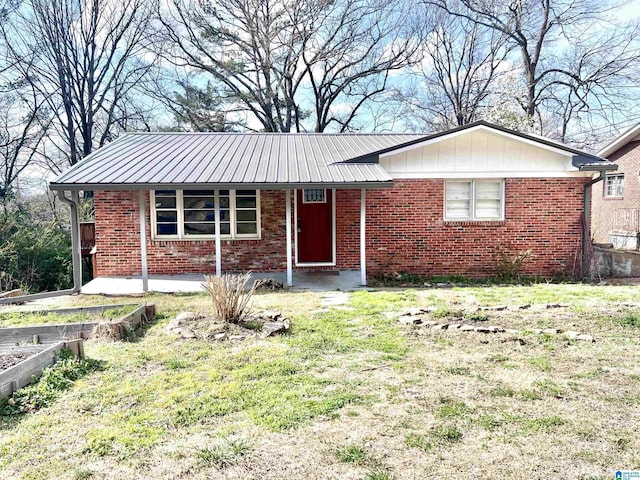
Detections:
[0, 352, 33, 371]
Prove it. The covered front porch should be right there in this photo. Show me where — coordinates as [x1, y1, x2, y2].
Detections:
[81, 270, 366, 295]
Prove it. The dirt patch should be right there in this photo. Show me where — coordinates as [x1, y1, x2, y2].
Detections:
[166, 311, 290, 341]
[0, 352, 33, 371]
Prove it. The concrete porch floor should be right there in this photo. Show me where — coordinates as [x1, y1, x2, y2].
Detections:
[80, 270, 365, 295]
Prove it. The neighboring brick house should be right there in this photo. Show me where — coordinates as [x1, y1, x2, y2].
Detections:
[50, 122, 614, 287]
[591, 123, 640, 244]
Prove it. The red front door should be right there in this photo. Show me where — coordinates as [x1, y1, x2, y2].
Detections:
[297, 189, 333, 263]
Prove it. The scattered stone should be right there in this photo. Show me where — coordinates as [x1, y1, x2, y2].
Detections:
[459, 324, 475, 331]
[564, 330, 581, 340]
[214, 333, 227, 340]
[483, 305, 507, 311]
[259, 310, 282, 321]
[423, 321, 440, 327]
[543, 328, 564, 335]
[448, 324, 461, 330]
[229, 335, 245, 341]
[435, 282, 453, 289]
[545, 303, 566, 309]
[423, 283, 433, 288]
[502, 336, 526, 345]
[405, 306, 437, 316]
[530, 328, 543, 334]
[262, 319, 291, 337]
[253, 278, 284, 291]
[575, 334, 595, 342]
[519, 304, 531, 310]
[474, 326, 491, 333]
[399, 315, 423, 325]
[166, 311, 207, 338]
[505, 329, 520, 335]
[488, 326, 506, 333]
[433, 324, 449, 330]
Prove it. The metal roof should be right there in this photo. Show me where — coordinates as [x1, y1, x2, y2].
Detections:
[50, 123, 614, 191]
[50, 132, 423, 190]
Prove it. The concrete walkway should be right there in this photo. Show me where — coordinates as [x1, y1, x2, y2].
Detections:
[81, 270, 365, 295]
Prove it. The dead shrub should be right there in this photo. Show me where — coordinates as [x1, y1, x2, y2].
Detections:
[491, 244, 532, 281]
[202, 273, 257, 324]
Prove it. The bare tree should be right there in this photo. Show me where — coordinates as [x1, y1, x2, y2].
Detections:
[425, 0, 640, 139]
[156, 0, 419, 132]
[2, 0, 158, 168]
[0, 79, 49, 207]
[398, 10, 511, 131]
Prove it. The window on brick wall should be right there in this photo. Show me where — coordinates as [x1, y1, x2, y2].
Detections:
[151, 189, 260, 240]
[445, 180, 504, 221]
[604, 174, 624, 198]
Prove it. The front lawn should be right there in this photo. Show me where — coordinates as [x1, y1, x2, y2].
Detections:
[0, 284, 639, 479]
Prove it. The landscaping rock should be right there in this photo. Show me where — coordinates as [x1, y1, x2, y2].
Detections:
[474, 326, 491, 333]
[488, 326, 505, 333]
[483, 305, 507, 311]
[433, 324, 449, 330]
[564, 330, 581, 340]
[448, 324, 461, 330]
[399, 315, 423, 325]
[518, 304, 531, 309]
[253, 278, 284, 291]
[543, 328, 564, 335]
[423, 321, 440, 327]
[459, 324, 475, 331]
[262, 319, 291, 337]
[576, 334, 595, 342]
[214, 333, 227, 340]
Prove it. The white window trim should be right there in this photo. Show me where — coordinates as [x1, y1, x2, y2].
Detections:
[444, 179, 505, 222]
[302, 188, 327, 204]
[604, 174, 624, 198]
[150, 189, 261, 241]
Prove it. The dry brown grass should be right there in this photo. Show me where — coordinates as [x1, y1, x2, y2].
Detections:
[1, 284, 639, 479]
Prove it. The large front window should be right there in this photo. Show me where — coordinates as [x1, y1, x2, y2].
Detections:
[445, 180, 504, 221]
[151, 189, 260, 239]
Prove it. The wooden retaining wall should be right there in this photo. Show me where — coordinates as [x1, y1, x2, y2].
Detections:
[0, 304, 155, 345]
[0, 339, 83, 399]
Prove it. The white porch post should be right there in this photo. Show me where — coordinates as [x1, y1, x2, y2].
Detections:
[139, 190, 149, 292]
[214, 190, 222, 276]
[360, 188, 367, 286]
[285, 189, 293, 287]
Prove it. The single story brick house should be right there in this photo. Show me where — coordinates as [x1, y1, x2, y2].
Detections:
[591, 122, 640, 245]
[50, 122, 614, 288]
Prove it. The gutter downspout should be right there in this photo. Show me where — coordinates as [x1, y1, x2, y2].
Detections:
[582, 172, 606, 280]
[0, 190, 82, 305]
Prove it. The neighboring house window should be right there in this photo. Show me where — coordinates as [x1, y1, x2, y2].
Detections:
[151, 189, 260, 239]
[445, 180, 504, 221]
[604, 174, 624, 198]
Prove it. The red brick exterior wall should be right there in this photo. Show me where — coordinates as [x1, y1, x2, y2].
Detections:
[591, 141, 640, 243]
[95, 177, 589, 278]
[95, 190, 290, 276]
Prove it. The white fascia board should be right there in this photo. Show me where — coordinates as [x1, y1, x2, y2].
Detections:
[597, 123, 640, 158]
[379, 125, 575, 159]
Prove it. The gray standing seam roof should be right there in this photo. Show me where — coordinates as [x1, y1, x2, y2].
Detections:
[50, 122, 615, 191]
[51, 132, 424, 190]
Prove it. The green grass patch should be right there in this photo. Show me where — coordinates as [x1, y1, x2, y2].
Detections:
[334, 444, 368, 464]
[0, 350, 102, 415]
[195, 437, 251, 468]
[616, 312, 640, 328]
[528, 355, 552, 372]
[365, 469, 393, 480]
[0, 311, 92, 327]
[437, 401, 471, 419]
[489, 385, 515, 397]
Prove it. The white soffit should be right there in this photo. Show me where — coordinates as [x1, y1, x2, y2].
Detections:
[597, 122, 640, 158]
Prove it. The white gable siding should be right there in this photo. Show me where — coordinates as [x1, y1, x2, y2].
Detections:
[379, 129, 584, 178]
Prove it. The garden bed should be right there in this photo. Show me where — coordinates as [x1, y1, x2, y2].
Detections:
[0, 340, 83, 398]
[0, 303, 155, 344]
